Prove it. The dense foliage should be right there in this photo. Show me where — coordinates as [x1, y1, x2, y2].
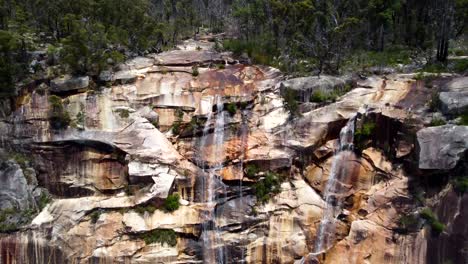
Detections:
[0, 0, 466, 97]
[228, 0, 468, 73]
[0, 0, 224, 96]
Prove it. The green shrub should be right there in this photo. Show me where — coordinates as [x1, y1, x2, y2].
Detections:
[222, 39, 278, 66]
[254, 172, 283, 204]
[245, 164, 259, 178]
[420, 208, 445, 235]
[76, 111, 85, 127]
[226, 103, 237, 116]
[454, 50, 465, 56]
[428, 92, 441, 112]
[10, 152, 29, 168]
[453, 176, 468, 194]
[354, 120, 376, 150]
[310, 90, 329, 103]
[48, 95, 71, 129]
[453, 59, 468, 73]
[429, 117, 446, 126]
[422, 63, 447, 73]
[172, 121, 182, 135]
[192, 65, 199, 77]
[134, 204, 157, 215]
[116, 109, 130, 118]
[282, 88, 300, 116]
[431, 221, 445, 234]
[163, 193, 180, 212]
[141, 229, 177, 246]
[459, 110, 468, 125]
[0, 207, 18, 232]
[398, 214, 419, 233]
[90, 210, 101, 224]
[38, 192, 51, 210]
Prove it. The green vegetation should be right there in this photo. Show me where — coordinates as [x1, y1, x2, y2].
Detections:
[254, 172, 283, 204]
[38, 192, 51, 210]
[9, 152, 29, 169]
[116, 109, 130, 119]
[222, 39, 277, 66]
[354, 120, 377, 150]
[0, 207, 18, 232]
[420, 208, 445, 235]
[141, 229, 177, 246]
[428, 92, 441, 112]
[89, 210, 101, 224]
[453, 59, 468, 73]
[459, 110, 468, 126]
[343, 48, 412, 72]
[282, 88, 300, 117]
[75, 111, 85, 128]
[163, 194, 180, 212]
[310, 85, 352, 103]
[134, 204, 157, 215]
[172, 121, 182, 135]
[245, 164, 260, 179]
[310, 90, 331, 103]
[226, 103, 237, 116]
[48, 95, 71, 129]
[453, 176, 468, 194]
[192, 65, 199, 77]
[398, 214, 420, 233]
[133, 194, 180, 215]
[429, 117, 446, 127]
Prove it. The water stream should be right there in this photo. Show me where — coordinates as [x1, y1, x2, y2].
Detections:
[314, 115, 357, 254]
[198, 95, 227, 263]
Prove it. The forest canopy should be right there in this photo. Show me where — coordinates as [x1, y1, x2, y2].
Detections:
[0, 0, 467, 97]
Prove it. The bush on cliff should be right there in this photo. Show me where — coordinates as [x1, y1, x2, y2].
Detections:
[48, 95, 71, 129]
[141, 229, 177, 246]
[254, 172, 283, 204]
[420, 208, 445, 235]
[163, 193, 180, 212]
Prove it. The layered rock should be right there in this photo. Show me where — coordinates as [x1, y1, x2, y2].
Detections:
[417, 125, 468, 170]
[0, 38, 465, 264]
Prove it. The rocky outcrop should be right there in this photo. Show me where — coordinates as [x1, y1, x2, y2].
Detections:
[417, 125, 468, 170]
[0, 38, 465, 264]
[439, 76, 468, 115]
[280, 75, 351, 102]
[50, 75, 89, 93]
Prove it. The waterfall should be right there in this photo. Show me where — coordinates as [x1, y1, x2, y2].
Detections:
[314, 115, 357, 254]
[199, 95, 227, 264]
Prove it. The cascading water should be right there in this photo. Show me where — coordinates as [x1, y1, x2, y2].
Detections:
[314, 115, 357, 254]
[198, 95, 227, 263]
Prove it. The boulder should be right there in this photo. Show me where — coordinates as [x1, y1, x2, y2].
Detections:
[0, 160, 34, 211]
[280, 75, 349, 102]
[439, 77, 468, 115]
[119, 56, 155, 70]
[417, 125, 468, 170]
[114, 70, 138, 84]
[50, 75, 89, 92]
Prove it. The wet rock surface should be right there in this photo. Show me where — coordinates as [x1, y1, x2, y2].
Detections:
[0, 38, 466, 264]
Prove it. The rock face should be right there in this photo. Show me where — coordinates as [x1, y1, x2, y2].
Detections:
[50, 75, 89, 92]
[417, 125, 468, 170]
[0, 38, 465, 264]
[280, 75, 350, 102]
[439, 77, 468, 115]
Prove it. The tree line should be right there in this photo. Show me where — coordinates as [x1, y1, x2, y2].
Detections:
[0, 0, 467, 97]
[228, 0, 467, 74]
